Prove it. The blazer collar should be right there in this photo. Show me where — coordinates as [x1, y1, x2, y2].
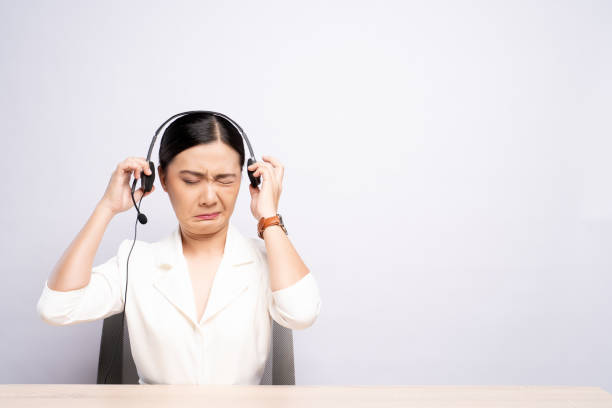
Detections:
[152, 221, 258, 327]
[155, 221, 254, 269]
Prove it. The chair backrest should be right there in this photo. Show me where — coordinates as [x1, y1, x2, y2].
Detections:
[96, 312, 295, 385]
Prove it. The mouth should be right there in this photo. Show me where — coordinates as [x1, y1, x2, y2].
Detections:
[195, 212, 220, 220]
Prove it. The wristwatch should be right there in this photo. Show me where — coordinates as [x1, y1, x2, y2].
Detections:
[258, 213, 288, 239]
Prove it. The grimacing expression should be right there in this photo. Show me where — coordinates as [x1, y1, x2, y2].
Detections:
[158, 141, 242, 231]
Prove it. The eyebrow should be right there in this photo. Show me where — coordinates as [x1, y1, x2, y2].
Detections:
[179, 170, 237, 178]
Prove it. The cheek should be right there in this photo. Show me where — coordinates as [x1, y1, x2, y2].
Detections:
[221, 186, 240, 204]
[170, 184, 198, 206]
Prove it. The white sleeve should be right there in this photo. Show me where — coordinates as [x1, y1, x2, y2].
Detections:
[36, 239, 131, 326]
[250, 238, 322, 330]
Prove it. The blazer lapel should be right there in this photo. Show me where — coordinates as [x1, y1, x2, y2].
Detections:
[152, 221, 259, 327]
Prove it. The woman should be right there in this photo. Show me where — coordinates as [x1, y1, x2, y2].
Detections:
[36, 112, 322, 385]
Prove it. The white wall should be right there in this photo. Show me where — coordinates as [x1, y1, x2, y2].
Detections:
[1, 0, 610, 390]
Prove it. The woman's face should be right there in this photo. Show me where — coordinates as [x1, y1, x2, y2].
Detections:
[158, 141, 242, 235]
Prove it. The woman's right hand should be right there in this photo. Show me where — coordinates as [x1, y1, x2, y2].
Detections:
[98, 157, 156, 215]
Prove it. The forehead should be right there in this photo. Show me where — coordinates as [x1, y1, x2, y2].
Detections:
[170, 142, 240, 173]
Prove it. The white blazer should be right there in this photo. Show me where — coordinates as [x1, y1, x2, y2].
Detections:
[36, 221, 322, 385]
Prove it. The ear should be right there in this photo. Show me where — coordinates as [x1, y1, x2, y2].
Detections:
[158, 165, 168, 192]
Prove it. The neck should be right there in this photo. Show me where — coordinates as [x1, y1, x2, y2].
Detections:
[179, 222, 228, 258]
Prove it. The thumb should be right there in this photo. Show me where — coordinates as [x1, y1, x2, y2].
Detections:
[136, 185, 155, 200]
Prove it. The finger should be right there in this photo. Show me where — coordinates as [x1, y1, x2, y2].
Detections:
[118, 161, 142, 179]
[135, 187, 144, 200]
[131, 158, 152, 177]
[132, 159, 153, 179]
[261, 156, 283, 184]
[247, 161, 260, 171]
[248, 184, 259, 200]
[124, 158, 152, 177]
[139, 158, 152, 175]
[255, 164, 279, 190]
[261, 162, 276, 179]
[261, 155, 283, 169]
[252, 162, 273, 178]
[250, 161, 277, 187]
[140, 164, 152, 176]
[248, 159, 271, 170]
[130, 156, 149, 166]
[137, 185, 155, 199]
[248, 160, 262, 174]
[130, 160, 142, 180]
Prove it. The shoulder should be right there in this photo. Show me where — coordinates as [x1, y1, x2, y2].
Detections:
[117, 238, 152, 254]
[248, 236, 266, 256]
[237, 231, 269, 269]
[112, 236, 158, 264]
[247, 236, 269, 265]
[90, 237, 152, 278]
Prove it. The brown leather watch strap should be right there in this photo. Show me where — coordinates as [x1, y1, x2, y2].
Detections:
[258, 214, 288, 239]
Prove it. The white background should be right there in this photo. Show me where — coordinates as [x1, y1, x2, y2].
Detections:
[1, 0, 610, 390]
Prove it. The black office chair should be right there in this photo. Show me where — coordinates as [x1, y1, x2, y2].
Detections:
[96, 312, 295, 385]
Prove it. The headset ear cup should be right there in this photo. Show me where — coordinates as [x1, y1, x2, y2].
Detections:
[247, 158, 261, 188]
[142, 161, 156, 193]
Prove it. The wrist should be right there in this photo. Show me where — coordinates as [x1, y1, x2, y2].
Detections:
[257, 213, 288, 239]
[95, 201, 117, 219]
[262, 224, 283, 237]
[259, 211, 277, 219]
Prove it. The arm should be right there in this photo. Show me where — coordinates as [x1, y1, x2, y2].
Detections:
[36, 241, 128, 326]
[46, 202, 115, 292]
[47, 153, 154, 291]
[36, 202, 130, 326]
[37, 156, 154, 325]
[262, 223, 310, 292]
[252, 230, 322, 331]
[247, 155, 321, 330]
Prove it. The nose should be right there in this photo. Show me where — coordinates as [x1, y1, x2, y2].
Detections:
[198, 180, 218, 206]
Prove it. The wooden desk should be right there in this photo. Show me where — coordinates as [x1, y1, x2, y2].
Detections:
[1, 385, 611, 407]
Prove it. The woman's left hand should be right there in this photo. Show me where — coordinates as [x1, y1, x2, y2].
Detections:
[248, 155, 284, 220]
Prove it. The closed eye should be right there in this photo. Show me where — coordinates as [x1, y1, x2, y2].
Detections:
[183, 179, 233, 185]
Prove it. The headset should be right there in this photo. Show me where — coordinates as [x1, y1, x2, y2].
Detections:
[101, 110, 260, 383]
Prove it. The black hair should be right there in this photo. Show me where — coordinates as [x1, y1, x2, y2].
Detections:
[158, 112, 245, 172]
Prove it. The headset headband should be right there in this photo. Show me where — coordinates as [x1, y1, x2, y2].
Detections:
[146, 110, 256, 162]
